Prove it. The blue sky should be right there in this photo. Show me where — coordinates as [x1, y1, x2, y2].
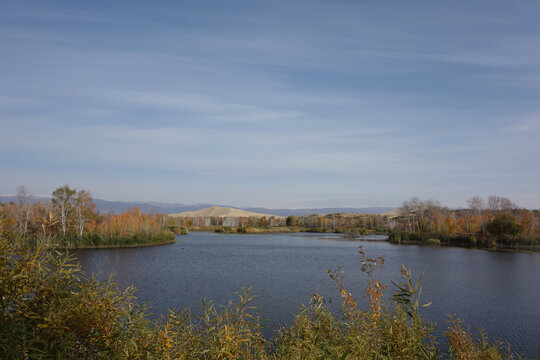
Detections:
[1, 1, 539, 208]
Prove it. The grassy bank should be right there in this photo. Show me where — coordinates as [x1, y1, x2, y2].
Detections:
[58, 238, 177, 249]
[169, 225, 190, 235]
[19, 231, 177, 249]
[389, 230, 540, 250]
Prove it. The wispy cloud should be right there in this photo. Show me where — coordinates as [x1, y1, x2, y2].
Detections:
[513, 116, 540, 132]
[1, 0, 539, 208]
[105, 90, 305, 124]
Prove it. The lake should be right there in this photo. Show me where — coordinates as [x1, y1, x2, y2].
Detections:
[74, 232, 540, 357]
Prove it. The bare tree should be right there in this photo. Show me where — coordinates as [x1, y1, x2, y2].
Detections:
[487, 196, 501, 211]
[467, 196, 485, 215]
[52, 185, 77, 236]
[467, 196, 487, 234]
[424, 199, 441, 231]
[74, 190, 95, 237]
[488, 195, 515, 211]
[16, 185, 32, 236]
[499, 197, 515, 211]
[401, 197, 430, 231]
[400, 198, 416, 231]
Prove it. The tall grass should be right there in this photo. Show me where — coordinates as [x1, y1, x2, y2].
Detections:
[49, 232, 176, 248]
[0, 237, 525, 359]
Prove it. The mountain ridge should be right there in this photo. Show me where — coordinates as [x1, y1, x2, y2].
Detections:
[0, 195, 395, 216]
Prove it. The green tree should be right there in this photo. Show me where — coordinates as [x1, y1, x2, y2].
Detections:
[286, 215, 298, 227]
[486, 213, 523, 238]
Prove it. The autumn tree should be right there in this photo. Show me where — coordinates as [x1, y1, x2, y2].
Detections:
[52, 185, 76, 236]
[466, 196, 486, 235]
[74, 190, 96, 237]
[519, 210, 536, 236]
[423, 199, 441, 232]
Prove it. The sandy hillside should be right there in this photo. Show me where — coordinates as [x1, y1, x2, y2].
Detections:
[380, 209, 403, 218]
[169, 206, 283, 218]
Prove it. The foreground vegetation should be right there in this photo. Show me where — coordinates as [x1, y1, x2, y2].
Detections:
[0, 237, 524, 359]
[0, 185, 175, 248]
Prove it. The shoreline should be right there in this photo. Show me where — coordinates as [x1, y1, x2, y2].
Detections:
[188, 228, 540, 252]
[46, 239, 177, 250]
[391, 240, 540, 252]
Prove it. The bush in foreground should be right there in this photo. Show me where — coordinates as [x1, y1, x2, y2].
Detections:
[0, 237, 524, 359]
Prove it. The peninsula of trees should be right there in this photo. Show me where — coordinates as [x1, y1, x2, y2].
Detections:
[385, 196, 539, 249]
[0, 185, 175, 248]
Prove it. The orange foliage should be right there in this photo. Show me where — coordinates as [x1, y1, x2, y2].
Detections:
[95, 207, 166, 237]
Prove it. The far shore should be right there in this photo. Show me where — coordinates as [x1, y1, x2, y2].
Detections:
[184, 227, 540, 252]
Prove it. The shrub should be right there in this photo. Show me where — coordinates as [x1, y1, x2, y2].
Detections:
[215, 226, 234, 233]
[0, 237, 159, 359]
[170, 226, 189, 235]
[0, 237, 525, 359]
[445, 317, 518, 360]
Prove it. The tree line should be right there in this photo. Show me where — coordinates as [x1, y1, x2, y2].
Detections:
[390, 196, 539, 248]
[170, 213, 389, 233]
[171, 195, 540, 248]
[0, 185, 174, 248]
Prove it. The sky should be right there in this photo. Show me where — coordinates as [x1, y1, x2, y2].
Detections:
[1, 1, 539, 209]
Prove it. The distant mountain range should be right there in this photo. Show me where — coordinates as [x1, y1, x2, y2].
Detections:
[0, 195, 395, 216]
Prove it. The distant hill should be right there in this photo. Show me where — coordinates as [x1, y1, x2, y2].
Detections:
[0, 195, 395, 216]
[243, 207, 395, 216]
[91, 199, 216, 214]
[170, 206, 284, 218]
[380, 209, 403, 218]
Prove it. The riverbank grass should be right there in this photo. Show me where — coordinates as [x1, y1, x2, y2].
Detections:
[22, 231, 177, 249]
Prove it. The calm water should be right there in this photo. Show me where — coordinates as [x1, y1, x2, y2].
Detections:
[74, 232, 540, 357]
